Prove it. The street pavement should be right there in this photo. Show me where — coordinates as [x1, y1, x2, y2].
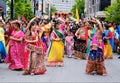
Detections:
[0, 54, 120, 82]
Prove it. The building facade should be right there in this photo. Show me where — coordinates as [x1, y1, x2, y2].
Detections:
[30, 0, 51, 16]
[50, 0, 75, 12]
[85, 0, 112, 18]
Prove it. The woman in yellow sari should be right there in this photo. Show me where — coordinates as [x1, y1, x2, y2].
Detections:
[47, 21, 64, 67]
[103, 24, 113, 59]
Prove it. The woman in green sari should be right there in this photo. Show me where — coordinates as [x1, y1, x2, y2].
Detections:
[86, 23, 96, 56]
[47, 21, 64, 67]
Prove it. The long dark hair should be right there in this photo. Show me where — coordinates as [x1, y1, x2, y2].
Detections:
[26, 22, 36, 36]
[14, 22, 21, 30]
[54, 21, 60, 29]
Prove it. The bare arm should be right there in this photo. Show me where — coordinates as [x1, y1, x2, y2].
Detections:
[10, 36, 24, 42]
[88, 30, 92, 39]
[75, 28, 80, 37]
[25, 36, 38, 43]
[96, 19, 103, 33]
[26, 17, 37, 29]
[0, 17, 5, 24]
[0, 17, 6, 27]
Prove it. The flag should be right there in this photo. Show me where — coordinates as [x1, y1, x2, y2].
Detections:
[76, 7, 79, 21]
[22, 15, 27, 23]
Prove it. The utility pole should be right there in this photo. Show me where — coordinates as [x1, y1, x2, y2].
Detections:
[11, 0, 14, 19]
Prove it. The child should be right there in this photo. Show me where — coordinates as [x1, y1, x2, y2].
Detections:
[65, 31, 74, 58]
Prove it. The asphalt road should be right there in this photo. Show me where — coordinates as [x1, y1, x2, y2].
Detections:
[0, 54, 120, 82]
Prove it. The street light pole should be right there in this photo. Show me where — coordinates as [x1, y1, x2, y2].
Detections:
[42, 0, 43, 15]
[34, 0, 36, 16]
[11, 0, 14, 19]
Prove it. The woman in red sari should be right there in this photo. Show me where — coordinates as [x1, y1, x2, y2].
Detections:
[5, 22, 25, 70]
[23, 17, 46, 75]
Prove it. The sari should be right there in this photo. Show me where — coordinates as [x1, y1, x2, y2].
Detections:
[5, 31, 25, 70]
[41, 36, 48, 55]
[86, 28, 96, 56]
[0, 28, 6, 61]
[65, 35, 74, 58]
[103, 30, 113, 59]
[5, 25, 14, 46]
[109, 27, 115, 51]
[47, 29, 64, 67]
[86, 32, 107, 75]
[74, 27, 88, 59]
[23, 32, 46, 75]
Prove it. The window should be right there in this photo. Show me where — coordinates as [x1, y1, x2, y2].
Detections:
[100, 0, 111, 11]
[62, 0, 64, 2]
[92, 0, 94, 5]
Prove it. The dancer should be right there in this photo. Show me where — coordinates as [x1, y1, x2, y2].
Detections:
[86, 22, 96, 56]
[103, 24, 113, 59]
[86, 19, 107, 76]
[47, 21, 64, 67]
[5, 22, 25, 70]
[74, 24, 87, 59]
[23, 17, 46, 75]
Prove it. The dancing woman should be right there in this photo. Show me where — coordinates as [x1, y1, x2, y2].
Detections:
[86, 22, 96, 56]
[86, 19, 107, 76]
[103, 24, 113, 59]
[23, 17, 46, 75]
[47, 21, 64, 67]
[74, 24, 88, 59]
[5, 22, 25, 70]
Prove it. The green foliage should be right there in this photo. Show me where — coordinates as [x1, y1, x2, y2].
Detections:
[3, 0, 34, 20]
[50, 6, 57, 13]
[71, 0, 85, 18]
[105, 0, 120, 24]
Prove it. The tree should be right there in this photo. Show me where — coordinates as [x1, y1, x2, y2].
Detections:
[50, 6, 57, 14]
[105, 0, 120, 24]
[3, 0, 34, 21]
[71, 0, 85, 18]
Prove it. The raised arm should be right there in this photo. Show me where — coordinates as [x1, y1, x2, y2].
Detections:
[26, 17, 37, 29]
[96, 19, 103, 33]
[0, 16, 5, 26]
[75, 28, 80, 37]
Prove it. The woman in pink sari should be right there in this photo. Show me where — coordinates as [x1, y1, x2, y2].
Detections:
[5, 22, 25, 70]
